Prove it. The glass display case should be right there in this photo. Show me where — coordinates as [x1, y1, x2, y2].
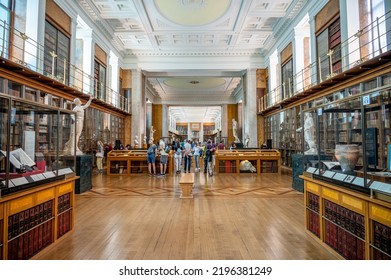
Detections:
[302, 89, 391, 197]
[0, 94, 76, 196]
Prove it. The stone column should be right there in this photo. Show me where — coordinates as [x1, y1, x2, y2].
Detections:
[131, 69, 146, 148]
[244, 68, 257, 148]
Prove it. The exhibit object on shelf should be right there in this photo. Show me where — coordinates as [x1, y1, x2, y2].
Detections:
[239, 160, 256, 173]
[335, 144, 360, 172]
[63, 96, 93, 155]
[134, 135, 139, 146]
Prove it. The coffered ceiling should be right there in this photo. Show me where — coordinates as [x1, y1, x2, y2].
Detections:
[77, 0, 305, 121]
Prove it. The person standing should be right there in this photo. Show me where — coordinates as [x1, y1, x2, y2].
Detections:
[192, 142, 201, 172]
[184, 140, 192, 173]
[96, 140, 104, 173]
[147, 143, 157, 176]
[174, 141, 182, 174]
[158, 140, 169, 176]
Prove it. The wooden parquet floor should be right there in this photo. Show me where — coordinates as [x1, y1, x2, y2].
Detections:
[83, 172, 303, 198]
[32, 171, 338, 260]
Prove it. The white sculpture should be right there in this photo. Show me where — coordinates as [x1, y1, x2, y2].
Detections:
[149, 126, 156, 144]
[143, 136, 147, 145]
[303, 112, 317, 155]
[232, 118, 240, 143]
[134, 135, 139, 146]
[239, 160, 256, 173]
[64, 96, 93, 155]
[244, 133, 250, 148]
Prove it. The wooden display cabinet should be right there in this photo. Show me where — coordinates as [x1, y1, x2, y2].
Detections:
[215, 149, 280, 174]
[0, 177, 76, 260]
[302, 175, 391, 259]
[107, 150, 173, 175]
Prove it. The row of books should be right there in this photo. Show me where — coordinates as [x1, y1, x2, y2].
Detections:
[57, 210, 71, 238]
[58, 193, 71, 214]
[307, 211, 320, 237]
[220, 160, 236, 173]
[8, 200, 53, 240]
[325, 220, 365, 259]
[324, 199, 365, 239]
[8, 220, 53, 260]
[373, 221, 391, 255]
[307, 192, 320, 213]
[373, 248, 391, 260]
[261, 161, 278, 173]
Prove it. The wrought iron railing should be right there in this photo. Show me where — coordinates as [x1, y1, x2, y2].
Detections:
[0, 20, 130, 113]
[259, 10, 391, 113]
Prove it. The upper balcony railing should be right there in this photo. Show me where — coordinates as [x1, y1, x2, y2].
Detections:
[259, 10, 391, 114]
[0, 21, 130, 114]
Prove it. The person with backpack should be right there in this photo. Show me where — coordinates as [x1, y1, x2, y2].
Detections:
[158, 140, 170, 176]
[183, 140, 192, 173]
[147, 143, 157, 176]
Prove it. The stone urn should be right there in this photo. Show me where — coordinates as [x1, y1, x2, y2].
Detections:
[335, 144, 360, 172]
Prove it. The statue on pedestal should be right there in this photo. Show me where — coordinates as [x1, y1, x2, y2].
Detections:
[244, 133, 250, 148]
[134, 135, 139, 147]
[149, 126, 156, 144]
[232, 118, 240, 143]
[297, 112, 317, 155]
[63, 96, 93, 155]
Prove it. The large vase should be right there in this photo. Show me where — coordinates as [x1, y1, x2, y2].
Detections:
[335, 144, 360, 172]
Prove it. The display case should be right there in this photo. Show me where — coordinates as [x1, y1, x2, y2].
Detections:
[301, 88, 391, 260]
[0, 94, 76, 197]
[302, 89, 391, 196]
[107, 149, 173, 175]
[215, 149, 280, 174]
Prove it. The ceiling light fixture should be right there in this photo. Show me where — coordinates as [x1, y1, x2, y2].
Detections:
[189, 80, 200, 84]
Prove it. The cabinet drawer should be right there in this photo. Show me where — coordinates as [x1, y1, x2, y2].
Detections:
[57, 182, 73, 195]
[36, 188, 55, 204]
[8, 195, 34, 215]
[306, 182, 320, 194]
[340, 193, 365, 215]
[322, 187, 339, 203]
[369, 203, 391, 227]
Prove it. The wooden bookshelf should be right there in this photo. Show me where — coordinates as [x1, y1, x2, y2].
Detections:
[0, 177, 77, 260]
[302, 175, 391, 259]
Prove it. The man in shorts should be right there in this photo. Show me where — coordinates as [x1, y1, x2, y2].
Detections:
[147, 144, 157, 176]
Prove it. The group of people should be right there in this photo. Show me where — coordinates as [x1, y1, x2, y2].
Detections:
[170, 138, 225, 176]
[145, 138, 224, 177]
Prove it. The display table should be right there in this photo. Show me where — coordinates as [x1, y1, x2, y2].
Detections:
[301, 175, 391, 259]
[215, 149, 280, 174]
[0, 177, 77, 259]
[107, 150, 173, 175]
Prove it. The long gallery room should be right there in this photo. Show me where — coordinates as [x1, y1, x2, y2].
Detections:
[0, 0, 391, 268]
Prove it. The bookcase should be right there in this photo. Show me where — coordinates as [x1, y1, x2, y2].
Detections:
[303, 176, 391, 259]
[0, 177, 76, 259]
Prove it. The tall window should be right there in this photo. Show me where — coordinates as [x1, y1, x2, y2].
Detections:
[0, 0, 12, 58]
[44, 20, 70, 84]
[281, 59, 293, 99]
[94, 60, 106, 100]
[316, 18, 341, 82]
